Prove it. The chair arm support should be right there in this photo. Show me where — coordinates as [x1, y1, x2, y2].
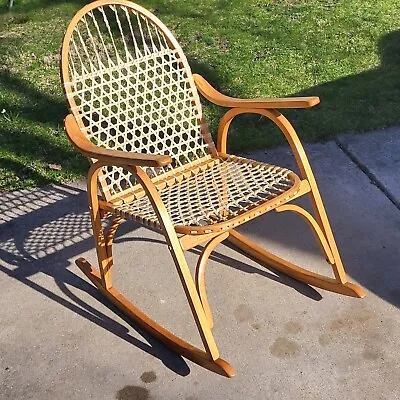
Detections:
[217, 108, 313, 182]
[64, 114, 172, 168]
[193, 74, 319, 109]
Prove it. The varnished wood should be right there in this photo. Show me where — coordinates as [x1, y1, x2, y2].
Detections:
[195, 232, 229, 329]
[217, 107, 349, 283]
[179, 231, 223, 251]
[87, 161, 113, 289]
[75, 257, 235, 377]
[104, 217, 123, 275]
[131, 165, 220, 360]
[265, 110, 349, 284]
[275, 204, 334, 264]
[228, 229, 365, 298]
[65, 114, 172, 168]
[194, 74, 320, 109]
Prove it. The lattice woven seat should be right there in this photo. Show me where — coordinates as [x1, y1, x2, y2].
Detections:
[113, 155, 297, 233]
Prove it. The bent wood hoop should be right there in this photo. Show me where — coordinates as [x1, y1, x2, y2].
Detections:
[76, 258, 235, 377]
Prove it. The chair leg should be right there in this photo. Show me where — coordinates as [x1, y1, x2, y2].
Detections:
[275, 200, 350, 287]
[275, 204, 335, 264]
[131, 166, 231, 361]
[227, 178, 365, 298]
[104, 216, 123, 272]
[90, 215, 122, 290]
[217, 108, 364, 298]
[77, 215, 235, 376]
[87, 188, 113, 290]
[195, 232, 229, 330]
[276, 166, 355, 288]
[305, 186, 349, 284]
[78, 163, 235, 377]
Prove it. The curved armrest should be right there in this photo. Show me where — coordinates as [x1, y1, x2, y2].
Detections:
[193, 74, 319, 109]
[64, 114, 172, 168]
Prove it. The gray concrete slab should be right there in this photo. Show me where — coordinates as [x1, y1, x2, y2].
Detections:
[1, 141, 400, 400]
[338, 127, 400, 208]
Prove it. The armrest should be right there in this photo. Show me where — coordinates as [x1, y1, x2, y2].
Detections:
[193, 74, 320, 109]
[64, 114, 172, 168]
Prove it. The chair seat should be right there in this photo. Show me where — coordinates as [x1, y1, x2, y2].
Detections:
[112, 155, 301, 234]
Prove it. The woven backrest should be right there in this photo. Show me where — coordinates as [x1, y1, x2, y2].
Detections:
[61, 0, 216, 201]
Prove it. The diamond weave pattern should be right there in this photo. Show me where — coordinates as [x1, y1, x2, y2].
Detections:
[113, 155, 295, 231]
[65, 4, 213, 199]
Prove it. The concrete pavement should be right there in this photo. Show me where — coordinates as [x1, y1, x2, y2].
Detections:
[0, 128, 399, 400]
[337, 127, 400, 209]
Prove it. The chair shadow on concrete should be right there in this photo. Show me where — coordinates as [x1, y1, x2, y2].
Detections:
[116, 235, 322, 302]
[0, 182, 324, 377]
[0, 184, 192, 376]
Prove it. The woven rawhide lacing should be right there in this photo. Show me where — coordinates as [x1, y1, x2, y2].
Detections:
[63, 2, 215, 200]
[113, 155, 297, 234]
[62, 2, 299, 232]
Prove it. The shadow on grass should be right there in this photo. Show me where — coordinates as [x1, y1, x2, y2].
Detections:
[0, 70, 66, 126]
[0, 0, 86, 15]
[1, 9, 399, 182]
[287, 29, 400, 141]
[0, 70, 87, 186]
[0, 157, 51, 191]
[189, 30, 400, 152]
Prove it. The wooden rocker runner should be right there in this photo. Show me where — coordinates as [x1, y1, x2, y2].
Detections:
[60, 0, 365, 377]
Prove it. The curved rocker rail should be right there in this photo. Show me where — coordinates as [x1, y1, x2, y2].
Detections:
[228, 230, 365, 298]
[76, 258, 235, 377]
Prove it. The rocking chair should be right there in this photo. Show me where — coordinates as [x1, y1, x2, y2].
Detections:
[60, 0, 364, 377]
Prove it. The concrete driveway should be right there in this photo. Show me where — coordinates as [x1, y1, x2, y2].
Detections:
[1, 129, 399, 399]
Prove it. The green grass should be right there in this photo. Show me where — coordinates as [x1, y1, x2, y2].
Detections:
[1, 0, 400, 191]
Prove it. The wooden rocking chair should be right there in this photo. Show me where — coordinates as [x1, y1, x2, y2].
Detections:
[61, 0, 365, 377]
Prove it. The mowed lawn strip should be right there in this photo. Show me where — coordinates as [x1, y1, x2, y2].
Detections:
[1, 0, 399, 190]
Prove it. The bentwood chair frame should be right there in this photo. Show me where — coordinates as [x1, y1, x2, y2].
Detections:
[61, 0, 364, 377]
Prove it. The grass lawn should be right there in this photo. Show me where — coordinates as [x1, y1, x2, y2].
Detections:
[1, 0, 400, 191]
